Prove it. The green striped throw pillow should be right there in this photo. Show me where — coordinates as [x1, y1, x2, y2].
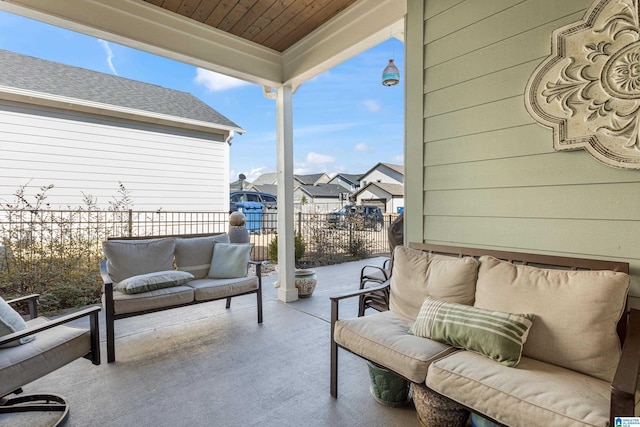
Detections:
[409, 296, 535, 367]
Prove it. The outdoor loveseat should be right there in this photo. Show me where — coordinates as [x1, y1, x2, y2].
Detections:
[100, 233, 263, 363]
[331, 243, 639, 427]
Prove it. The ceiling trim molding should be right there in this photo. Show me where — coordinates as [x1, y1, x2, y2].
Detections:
[282, 0, 406, 91]
[0, 0, 283, 86]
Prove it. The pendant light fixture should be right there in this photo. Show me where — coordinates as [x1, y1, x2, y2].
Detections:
[382, 59, 399, 86]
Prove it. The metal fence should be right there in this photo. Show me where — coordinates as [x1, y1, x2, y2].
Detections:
[0, 208, 394, 267]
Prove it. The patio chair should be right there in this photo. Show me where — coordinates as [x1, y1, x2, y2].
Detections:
[0, 294, 100, 425]
[357, 213, 403, 316]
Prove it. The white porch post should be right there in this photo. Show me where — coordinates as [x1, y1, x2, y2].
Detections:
[274, 85, 298, 302]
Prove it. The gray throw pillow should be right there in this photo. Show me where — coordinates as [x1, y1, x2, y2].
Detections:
[208, 243, 253, 279]
[0, 296, 35, 347]
[175, 234, 230, 279]
[114, 270, 194, 294]
[103, 238, 175, 283]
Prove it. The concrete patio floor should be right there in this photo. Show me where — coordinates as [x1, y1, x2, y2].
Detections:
[4, 257, 424, 427]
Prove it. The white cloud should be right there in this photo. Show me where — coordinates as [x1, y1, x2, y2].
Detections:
[294, 152, 336, 175]
[194, 68, 251, 92]
[230, 167, 268, 183]
[354, 142, 372, 152]
[391, 154, 404, 164]
[361, 99, 381, 112]
[98, 39, 118, 75]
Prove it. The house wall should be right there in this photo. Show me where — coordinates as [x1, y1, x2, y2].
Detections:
[360, 166, 403, 187]
[408, 0, 640, 305]
[355, 187, 401, 213]
[0, 100, 229, 211]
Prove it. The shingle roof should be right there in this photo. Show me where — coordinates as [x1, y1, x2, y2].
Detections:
[355, 182, 404, 197]
[298, 183, 345, 197]
[295, 173, 327, 185]
[0, 49, 242, 131]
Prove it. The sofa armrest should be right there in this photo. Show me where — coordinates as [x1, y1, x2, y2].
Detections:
[330, 281, 390, 302]
[0, 305, 101, 348]
[6, 294, 39, 319]
[99, 259, 112, 286]
[610, 308, 640, 422]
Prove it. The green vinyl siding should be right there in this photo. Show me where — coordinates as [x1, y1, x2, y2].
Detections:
[411, 0, 640, 302]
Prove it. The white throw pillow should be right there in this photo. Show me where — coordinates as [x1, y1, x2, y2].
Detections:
[0, 296, 35, 347]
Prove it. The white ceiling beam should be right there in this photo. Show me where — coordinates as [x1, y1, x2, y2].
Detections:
[282, 0, 406, 91]
[0, 0, 283, 87]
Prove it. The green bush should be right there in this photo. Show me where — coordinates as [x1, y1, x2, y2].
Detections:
[268, 233, 306, 263]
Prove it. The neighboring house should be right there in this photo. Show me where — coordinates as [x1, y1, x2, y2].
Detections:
[294, 173, 330, 186]
[328, 173, 362, 192]
[0, 49, 243, 211]
[356, 163, 404, 211]
[251, 172, 278, 186]
[358, 163, 404, 188]
[294, 183, 346, 213]
[354, 182, 404, 213]
[250, 184, 278, 196]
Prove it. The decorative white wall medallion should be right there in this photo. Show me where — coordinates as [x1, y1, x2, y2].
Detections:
[525, 0, 640, 169]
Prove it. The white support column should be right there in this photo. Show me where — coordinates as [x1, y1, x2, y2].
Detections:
[274, 85, 298, 302]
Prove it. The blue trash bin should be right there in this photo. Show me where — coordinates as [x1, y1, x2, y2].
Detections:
[239, 202, 263, 234]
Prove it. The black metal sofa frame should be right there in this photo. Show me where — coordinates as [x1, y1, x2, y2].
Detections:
[100, 233, 264, 363]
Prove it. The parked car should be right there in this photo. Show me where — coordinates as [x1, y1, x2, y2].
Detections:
[229, 190, 277, 213]
[326, 205, 383, 231]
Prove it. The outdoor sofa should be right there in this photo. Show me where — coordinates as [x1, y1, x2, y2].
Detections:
[331, 243, 639, 427]
[100, 233, 263, 363]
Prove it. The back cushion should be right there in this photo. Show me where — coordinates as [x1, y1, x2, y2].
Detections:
[475, 256, 630, 382]
[103, 238, 175, 283]
[175, 234, 230, 279]
[389, 246, 479, 320]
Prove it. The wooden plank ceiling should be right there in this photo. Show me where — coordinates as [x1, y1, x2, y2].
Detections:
[143, 0, 360, 52]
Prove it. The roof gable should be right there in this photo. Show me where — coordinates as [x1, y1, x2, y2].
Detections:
[0, 49, 242, 132]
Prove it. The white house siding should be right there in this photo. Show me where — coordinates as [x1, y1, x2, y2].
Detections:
[360, 167, 403, 188]
[407, 0, 640, 305]
[0, 100, 229, 211]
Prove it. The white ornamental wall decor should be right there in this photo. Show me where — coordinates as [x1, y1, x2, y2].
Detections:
[525, 0, 640, 169]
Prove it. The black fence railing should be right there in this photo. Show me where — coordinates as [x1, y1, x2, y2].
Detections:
[0, 209, 394, 267]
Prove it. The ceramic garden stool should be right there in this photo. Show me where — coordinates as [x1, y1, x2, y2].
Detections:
[412, 382, 469, 427]
[366, 362, 411, 407]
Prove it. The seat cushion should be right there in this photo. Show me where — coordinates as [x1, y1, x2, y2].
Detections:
[389, 246, 479, 320]
[106, 286, 194, 315]
[334, 310, 456, 383]
[426, 351, 631, 427]
[475, 256, 630, 382]
[187, 277, 258, 302]
[103, 238, 175, 283]
[175, 234, 230, 279]
[0, 317, 90, 397]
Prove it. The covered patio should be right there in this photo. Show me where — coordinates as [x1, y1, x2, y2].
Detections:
[2, 257, 422, 426]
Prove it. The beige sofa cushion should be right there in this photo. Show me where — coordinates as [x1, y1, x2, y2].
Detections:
[389, 246, 479, 320]
[105, 286, 194, 315]
[475, 256, 630, 382]
[175, 234, 230, 279]
[188, 276, 258, 302]
[427, 351, 637, 427]
[334, 310, 456, 383]
[103, 238, 175, 283]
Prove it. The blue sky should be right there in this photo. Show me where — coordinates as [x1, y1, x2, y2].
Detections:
[0, 10, 404, 183]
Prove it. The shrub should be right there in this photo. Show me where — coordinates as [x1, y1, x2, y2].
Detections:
[268, 233, 306, 263]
